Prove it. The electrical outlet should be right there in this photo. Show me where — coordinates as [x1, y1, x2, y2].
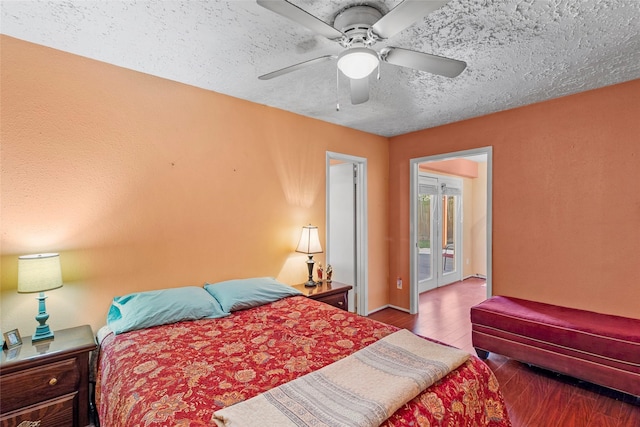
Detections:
[396, 277, 402, 289]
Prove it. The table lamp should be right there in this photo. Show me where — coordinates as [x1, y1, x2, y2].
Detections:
[18, 253, 63, 342]
[296, 225, 323, 287]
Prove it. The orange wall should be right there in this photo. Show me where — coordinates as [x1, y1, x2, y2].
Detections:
[0, 36, 389, 335]
[420, 158, 478, 178]
[3, 34, 638, 337]
[388, 79, 640, 319]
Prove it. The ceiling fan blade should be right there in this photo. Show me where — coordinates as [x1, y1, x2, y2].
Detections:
[382, 47, 466, 78]
[372, 0, 450, 39]
[350, 77, 370, 105]
[257, 0, 344, 41]
[258, 55, 335, 80]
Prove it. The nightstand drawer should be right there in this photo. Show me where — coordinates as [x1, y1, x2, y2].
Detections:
[0, 393, 75, 427]
[315, 292, 348, 310]
[0, 358, 79, 413]
[293, 281, 352, 312]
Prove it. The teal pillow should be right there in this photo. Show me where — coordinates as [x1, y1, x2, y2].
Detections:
[204, 277, 302, 312]
[107, 286, 228, 334]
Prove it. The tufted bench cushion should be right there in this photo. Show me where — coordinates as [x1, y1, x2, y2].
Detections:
[470, 296, 640, 397]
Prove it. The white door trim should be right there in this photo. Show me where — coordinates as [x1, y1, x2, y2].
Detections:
[326, 151, 368, 315]
[409, 147, 493, 314]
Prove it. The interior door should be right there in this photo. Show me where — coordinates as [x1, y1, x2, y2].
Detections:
[417, 176, 438, 293]
[416, 173, 462, 293]
[439, 182, 462, 286]
[329, 162, 356, 312]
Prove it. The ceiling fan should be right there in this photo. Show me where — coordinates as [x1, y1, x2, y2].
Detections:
[256, 0, 467, 105]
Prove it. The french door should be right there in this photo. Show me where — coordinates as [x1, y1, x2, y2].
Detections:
[416, 173, 462, 293]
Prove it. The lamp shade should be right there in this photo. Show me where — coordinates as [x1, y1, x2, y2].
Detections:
[296, 225, 323, 254]
[17, 253, 63, 294]
[337, 47, 379, 79]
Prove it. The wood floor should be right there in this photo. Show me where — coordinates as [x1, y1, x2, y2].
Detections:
[368, 278, 640, 427]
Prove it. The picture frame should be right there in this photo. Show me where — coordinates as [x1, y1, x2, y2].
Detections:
[3, 329, 22, 349]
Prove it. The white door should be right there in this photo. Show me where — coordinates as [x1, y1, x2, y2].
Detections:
[329, 162, 356, 308]
[327, 153, 368, 314]
[416, 173, 462, 293]
[417, 176, 438, 293]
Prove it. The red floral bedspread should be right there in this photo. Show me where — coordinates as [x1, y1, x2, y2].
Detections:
[97, 296, 510, 426]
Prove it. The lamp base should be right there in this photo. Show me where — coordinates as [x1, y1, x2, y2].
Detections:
[32, 325, 54, 342]
[304, 280, 317, 288]
[304, 255, 317, 287]
[32, 291, 55, 342]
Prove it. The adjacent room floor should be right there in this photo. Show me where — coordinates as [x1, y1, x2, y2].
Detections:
[368, 278, 640, 427]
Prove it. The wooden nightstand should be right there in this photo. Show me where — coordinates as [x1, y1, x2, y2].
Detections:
[0, 325, 96, 427]
[293, 281, 353, 311]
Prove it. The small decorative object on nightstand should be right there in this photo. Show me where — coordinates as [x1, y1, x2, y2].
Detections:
[0, 325, 96, 426]
[3, 329, 22, 349]
[293, 280, 352, 311]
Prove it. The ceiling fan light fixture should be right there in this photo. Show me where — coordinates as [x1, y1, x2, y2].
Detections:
[337, 47, 379, 79]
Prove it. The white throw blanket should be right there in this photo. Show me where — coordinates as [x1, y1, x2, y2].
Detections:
[212, 329, 469, 427]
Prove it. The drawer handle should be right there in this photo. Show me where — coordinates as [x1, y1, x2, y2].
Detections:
[18, 421, 41, 427]
[337, 301, 343, 306]
[48, 377, 58, 386]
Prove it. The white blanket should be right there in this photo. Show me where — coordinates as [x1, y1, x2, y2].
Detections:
[212, 329, 469, 427]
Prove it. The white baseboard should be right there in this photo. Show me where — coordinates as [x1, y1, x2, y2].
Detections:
[464, 274, 486, 280]
[387, 304, 411, 313]
[367, 304, 413, 315]
[366, 304, 390, 315]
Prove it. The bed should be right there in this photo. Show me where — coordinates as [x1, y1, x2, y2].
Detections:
[96, 281, 511, 426]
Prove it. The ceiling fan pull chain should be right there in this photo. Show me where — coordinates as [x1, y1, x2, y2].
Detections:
[336, 67, 340, 111]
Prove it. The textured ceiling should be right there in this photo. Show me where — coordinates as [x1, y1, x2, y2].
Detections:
[2, 0, 639, 137]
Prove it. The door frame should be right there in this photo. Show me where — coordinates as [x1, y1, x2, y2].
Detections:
[326, 151, 368, 315]
[409, 147, 493, 314]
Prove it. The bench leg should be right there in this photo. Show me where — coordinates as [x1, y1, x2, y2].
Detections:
[474, 348, 490, 359]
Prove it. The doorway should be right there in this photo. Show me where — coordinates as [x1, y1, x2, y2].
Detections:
[409, 147, 492, 314]
[326, 152, 368, 315]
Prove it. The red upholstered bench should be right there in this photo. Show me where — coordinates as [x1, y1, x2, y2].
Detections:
[470, 296, 640, 397]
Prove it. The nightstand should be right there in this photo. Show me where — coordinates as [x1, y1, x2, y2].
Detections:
[293, 281, 353, 311]
[0, 325, 96, 427]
